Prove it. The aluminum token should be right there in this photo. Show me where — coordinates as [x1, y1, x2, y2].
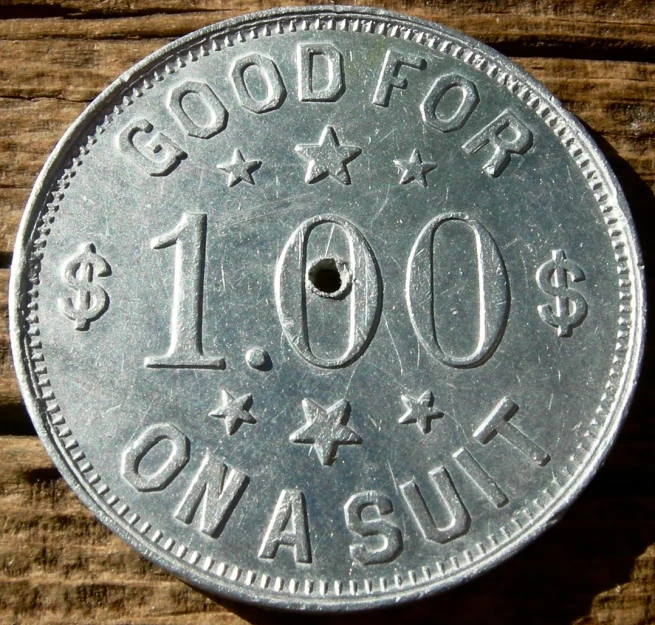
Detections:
[9, 5, 645, 611]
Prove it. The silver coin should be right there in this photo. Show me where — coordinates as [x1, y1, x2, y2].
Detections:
[9, 5, 645, 612]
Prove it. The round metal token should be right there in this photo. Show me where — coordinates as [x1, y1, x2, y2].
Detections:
[9, 5, 645, 612]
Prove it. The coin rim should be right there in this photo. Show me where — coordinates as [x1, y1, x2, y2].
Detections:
[9, 4, 646, 612]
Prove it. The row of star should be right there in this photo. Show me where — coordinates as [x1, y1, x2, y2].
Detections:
[210, 388, 443, 467]
[217, 125, 437, 188]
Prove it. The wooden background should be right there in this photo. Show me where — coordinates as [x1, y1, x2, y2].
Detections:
[1, 1, 654, 623]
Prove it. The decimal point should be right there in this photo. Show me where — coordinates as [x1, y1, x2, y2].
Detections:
[246, 348, 272, 371]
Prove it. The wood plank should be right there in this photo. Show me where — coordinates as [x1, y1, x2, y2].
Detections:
[0, 437, 248, 625]
[0, 40, 162, 101]
[0, 0, 654, 59]
[0, 269, 21, 410]
[0, 97, 84, 190]
[0, 187, 28, 256]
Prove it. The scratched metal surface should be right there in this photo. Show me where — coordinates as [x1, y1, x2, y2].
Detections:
[9, 6, 645, 612]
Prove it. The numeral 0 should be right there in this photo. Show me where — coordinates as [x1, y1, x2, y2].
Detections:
[275, 215, 382, 368]
[406, 213, 509, 368]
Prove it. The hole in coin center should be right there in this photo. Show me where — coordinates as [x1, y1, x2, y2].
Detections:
[307, 257, 351, 299]
[309, 258, 342, 294]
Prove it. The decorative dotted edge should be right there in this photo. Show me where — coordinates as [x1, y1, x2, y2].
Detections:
[21, 12, 636, 601]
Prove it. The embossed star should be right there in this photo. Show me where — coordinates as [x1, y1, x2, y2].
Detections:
[398, 390, 444, 434]
[289, 398, 362, 466]
[209, 389, 257, 435]
[217, 149, 261, 187]
[295, 125, 362, 185]
[394, 149, 437, 187]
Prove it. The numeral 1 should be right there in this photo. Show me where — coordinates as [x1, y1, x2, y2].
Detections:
[145, 212, 224, 369]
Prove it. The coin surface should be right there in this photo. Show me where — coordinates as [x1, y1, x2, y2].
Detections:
[9, 5, 645, 611]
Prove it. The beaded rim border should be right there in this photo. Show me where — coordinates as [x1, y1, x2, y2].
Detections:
[9, 6, 645, 612]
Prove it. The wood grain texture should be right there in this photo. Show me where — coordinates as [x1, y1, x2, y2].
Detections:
[1, 2, 654, 623]
[1, 0, 655, 60]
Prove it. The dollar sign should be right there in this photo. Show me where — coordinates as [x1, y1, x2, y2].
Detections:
[58, 243, 111, 331]
[536, 249, 587, 337]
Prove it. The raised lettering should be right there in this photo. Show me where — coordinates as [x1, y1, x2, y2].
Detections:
[230, 53, 286, 114]
[462, 109, 533, 177]
[297, 42, 345, 102]
[453, 447, 508, 507]
[421, 73, 479, 132]
[118, 119, 186, 176]
[474, 397, 551, 466]
[406, 213, 509, 368]
[345, 491, 403, 565]
[121, 423, 189, 492]
[259, 489, 311, 564]
[400, 467, 470, 544]
[372, 49, 426, 107]
[275, 214, 381, 368]
[145, 212, 224, 369]
[168, 80, 228, 139]
[174, 451, 249, 538]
